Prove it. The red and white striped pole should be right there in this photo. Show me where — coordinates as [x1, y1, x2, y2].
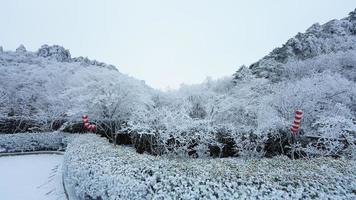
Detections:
[290, 110, 302, 159]
[290, 110, 302, 136]
[82, 115, 96, 132]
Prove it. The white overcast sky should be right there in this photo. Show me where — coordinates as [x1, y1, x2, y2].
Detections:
[0, 0, 355, 89]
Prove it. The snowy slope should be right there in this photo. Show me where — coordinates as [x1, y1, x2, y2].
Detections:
[246, 9, 356, 81]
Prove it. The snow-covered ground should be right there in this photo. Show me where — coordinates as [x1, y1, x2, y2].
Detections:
[0, 154, 66, 200]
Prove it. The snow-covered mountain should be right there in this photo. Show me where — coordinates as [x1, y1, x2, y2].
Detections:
[245, 9, 356, 82]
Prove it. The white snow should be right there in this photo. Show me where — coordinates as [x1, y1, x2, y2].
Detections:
[0, 154, 66, 200]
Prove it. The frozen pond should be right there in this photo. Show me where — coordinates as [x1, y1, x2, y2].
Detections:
[0, 154, 66, 200]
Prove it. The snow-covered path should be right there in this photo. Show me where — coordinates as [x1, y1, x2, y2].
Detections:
[0, 154, 66, 200]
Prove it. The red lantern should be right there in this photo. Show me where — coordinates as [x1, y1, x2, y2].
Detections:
[81, 114, 96, 132]
[295, 110, 302, 115]
[290, 110, 302, 135]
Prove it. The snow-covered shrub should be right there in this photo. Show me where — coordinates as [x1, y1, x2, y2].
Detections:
[0, 89, 8, 118]
[131, 101, 215, 157]
[269, 68, 355, 157]
[272, 72, 355, 132]
[0, 132, 68, 153]
[63, 134, 356, 200]
[187, 95, 207, 119]
[305, 114, 356, 157]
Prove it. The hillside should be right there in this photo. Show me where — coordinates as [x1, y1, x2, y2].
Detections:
[245, 8, 356, 82]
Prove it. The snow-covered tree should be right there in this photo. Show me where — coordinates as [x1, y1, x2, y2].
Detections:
[16, 44, 26, 53]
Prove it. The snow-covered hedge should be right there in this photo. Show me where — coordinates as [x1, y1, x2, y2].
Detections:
[0, 132, 68, 153]
[63, 134, 356, 200]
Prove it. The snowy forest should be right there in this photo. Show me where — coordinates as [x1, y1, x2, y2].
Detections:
[0, 7, 356, 200]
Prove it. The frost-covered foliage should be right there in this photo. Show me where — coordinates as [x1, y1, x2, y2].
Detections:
[131, 49, 356, 157]
[0, 132, 67, 153]
[272, 71, 355, 132]
[271, 67, 356, 157]
[63, 134, 356, 200]
[0, 89, 8, 118]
